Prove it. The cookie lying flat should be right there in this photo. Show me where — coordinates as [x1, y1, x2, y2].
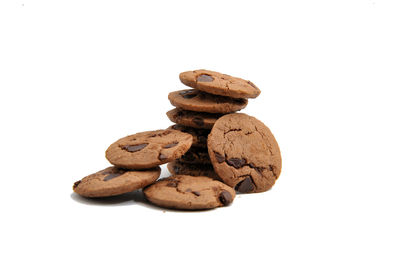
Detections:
[207, 113, 282, 193]
[179, 69, 261, 99]
[168, 89, 247, 113]
[166, 108, 223, 129]
[177, 146, 211, 165]
[167, 161, 220, 181]
[143, 175, 235, 210]
[73, 166, 161, 198]
[106, 129, 193, 169]
[168, 124, 210, 148]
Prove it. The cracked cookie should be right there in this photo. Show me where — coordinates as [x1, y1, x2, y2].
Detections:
[177, 146, 211, 165]
[168, 89, 247, 113]
[207, 113, 282, 193]
[166, 108, 223, 129]
[168, 124, 210, 148]
[73, 166, 161, 197]
[179, 69, 261, 99]
[143, 175, 235, 210]
[106, 129, 193, 169]
[167, 161, 220, 181]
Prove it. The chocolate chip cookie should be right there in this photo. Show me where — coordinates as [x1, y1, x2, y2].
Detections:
[167, 161, 220, 180]
[143, 175, 235, 210]
[207, 113, 282, 193]
[177, 146, 211, 165]
[168, 89, 247, 113]
[168, 124, 210, 148]
[73, 166, 161, 197]
[106, 129, 193, 169]
[179, 69, 261, 99]
[166, 108, 223, 129]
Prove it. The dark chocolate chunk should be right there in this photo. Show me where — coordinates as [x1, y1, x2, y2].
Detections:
[122, 143, 148, 152]
[219, 190, 233, 205]
[247, 80, 258, 89]
[192, 191, 201, 196]
[197, 74, 214, 82]
[214, 152, 225, 163]
[180, 89, 198, 99]
[235, 177, 255, 193]
[163, 142, 178, 149]
[158, 153, 167, 160]
[227, 157, 246, 168]
[192, 117, 204, 126]
[73, 180, 81, 189]
[103, 172, 122, 181]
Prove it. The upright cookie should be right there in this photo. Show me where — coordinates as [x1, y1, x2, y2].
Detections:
[143, 175, 235, 210]
[180, 69, 261, 99]
[166, 108, 223, 129]
[167, 161, 220, 181]
[168, 124, 210, 148]
[168, 89, 247, 113]
[73, 166, 161, 198]
[207, 113, 282, 193]
[106, 129, 193, 169]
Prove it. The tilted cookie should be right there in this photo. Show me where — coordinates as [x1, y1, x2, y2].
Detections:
[166, 108, 223, 129]
[168, 124, 210, 148]
[73, 166, 161, 198]
[168, 89, 247, 113]
[167, 161, 220, 181]
[177, 146, 211, 165]
[179, 69, 260, 99]
[207, 113, 282, 193]
[106, 129, 193, 169]
[143, 175, 235, 210]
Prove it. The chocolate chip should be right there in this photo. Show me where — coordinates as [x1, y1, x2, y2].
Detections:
[158, 153, 167, 160]
[235, 177, 255, 193]
[268, 165, 274, 171]
[227, 158, 246, 168]
[166, 182, 178, 187]
[122, 143, 148, 152]
[103, 172, 122, 181]
[180, 90, 198, 99]
[214, 152, 225, 163]
[192, 117, 204, 126]
[197, 74, 214, 82]
[73, 180, 81, 189]
[247, 80, 258, 89]
[219, 190, 233, 206]
[192, 191, 201, 196]
[163, 142, 178, 149]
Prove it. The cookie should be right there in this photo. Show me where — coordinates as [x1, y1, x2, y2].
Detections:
[168, 124, 210, 148]
[207, 113, 282, 193]
[167, 161, 220, 180]
[177, 146, 210, 165]
[179, 69, 260, 99]
[106, 129, 193, 169]
[143, 175, 235, 210]
[168, 89, 247, 113]
[73, 166, 161, 198]
[166, 108, 223, 129]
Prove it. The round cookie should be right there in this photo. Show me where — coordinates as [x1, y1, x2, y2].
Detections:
[166, 108, 223, 129]
[73, 166, 161, 198]
[143, 175, 235, 210]
[207, 113, 282, 193]
[167, 161, 220, 181]
[177, 146, 211, 165]
[168, 124, 210, 148]
[106, 129, 193, 169]
[179, 69, 261, 99]
[168, 89, 247, 113]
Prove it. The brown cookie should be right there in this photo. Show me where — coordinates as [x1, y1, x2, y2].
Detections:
[167, 161, 220, 181]
[143, 175, 235, 210]
[106, 129, 193, 169]
[168, 89, 247, 113]
[168, 124, 210, 148]
[166, 108, 223, 129]
[179, 69, 260, 99]
[177, 146, 210, 165]
[73, 166, 161, 198]
[207, 113, 282, 193]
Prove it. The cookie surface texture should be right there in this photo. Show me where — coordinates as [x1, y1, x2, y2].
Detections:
[106, 129, 193, 169]
[143, 175, 235, 210]
[73, 166, 161, 197]
[207, 113, 282, 193]
[179, 69, 260, 99]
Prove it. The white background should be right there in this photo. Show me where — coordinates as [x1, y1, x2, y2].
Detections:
[1, 0, 399, 265]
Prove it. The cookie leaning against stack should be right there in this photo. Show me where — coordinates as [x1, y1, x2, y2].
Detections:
[166, 69, 261, 182]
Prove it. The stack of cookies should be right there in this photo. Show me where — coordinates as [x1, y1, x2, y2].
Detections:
[166, 70, 261, 180]
[72, 69, 282, 210]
